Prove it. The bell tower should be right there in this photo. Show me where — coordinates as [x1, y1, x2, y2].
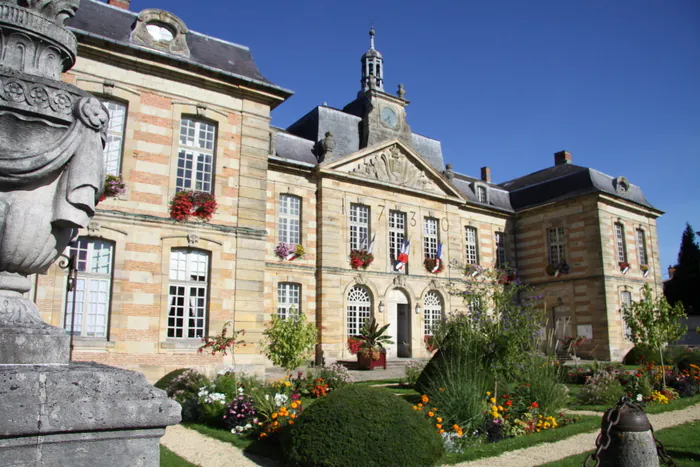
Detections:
[361, 27, 384, 92]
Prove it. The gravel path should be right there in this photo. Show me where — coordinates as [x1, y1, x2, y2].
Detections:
[161, 403, 700, 467]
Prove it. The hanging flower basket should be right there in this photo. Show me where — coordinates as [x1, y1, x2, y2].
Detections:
[619, 261, 630, 275]
[100, 174, 126, 201]
[349, 249, 374, 270]
[169, 191, 218, 222]
[275, 242, 305, 261]
[640, 264, 650, 277]
[424, 257, 444, 274]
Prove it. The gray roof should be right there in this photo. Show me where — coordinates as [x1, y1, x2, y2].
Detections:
[412, 133, 445, 172]
[452, 173, 514, 212]
[499, 164, 659, 212]
[273, 129, 317, 165]
[67, 0, 292, 98]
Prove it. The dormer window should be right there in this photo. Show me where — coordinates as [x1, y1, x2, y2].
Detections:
[146, 22, 174, 42]
[476, 185, 488, 203]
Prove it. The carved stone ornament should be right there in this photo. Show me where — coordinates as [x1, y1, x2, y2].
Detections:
[393, 275, 407, 287]
[187, 233, 200, 247]
[87, 221, 101, 236]
[614, 176, 630, 195]
[130, 9, 190, 58]
[428, 279, 443, 291]
[349, 145, 436, 192]
[0, 0, 107, 364]
[397, 83, 406, 99]
[354, 273, 365, 285]
[322, 131, 335, 154]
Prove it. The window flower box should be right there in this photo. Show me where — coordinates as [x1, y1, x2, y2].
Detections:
[169, 191, 217, 222]
[275, 242, 305, 261]
[349, 249, 374, 270]
[424, 257, 444, 274]
[546, 260, 569, 277]
[640, 264, 650, 277]
[619, 261, 630, 274]
[100, 174, 126, 201]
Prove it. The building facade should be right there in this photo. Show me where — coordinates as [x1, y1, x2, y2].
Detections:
[32, 0, 663, 381]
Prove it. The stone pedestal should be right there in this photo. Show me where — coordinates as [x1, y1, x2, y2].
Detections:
[0, 363, 181, 467]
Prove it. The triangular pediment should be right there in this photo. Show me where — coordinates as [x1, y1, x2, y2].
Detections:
[320, 140, 464, 199]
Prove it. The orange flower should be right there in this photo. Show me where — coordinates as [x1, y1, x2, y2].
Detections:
[452, 424, 460, 430]
[436, 424, 442, 429]
[291, 413, 296, 419]
[428, 411, 435, 417]
[417, 403, 423, 408]
[421, 395, 429, 404]
[289, 420, 294, 425]
[436, 417, 443, 423]
[271, 413, 278, 419]
[439, 387, 445, 392]
[438, 429, 445, 434]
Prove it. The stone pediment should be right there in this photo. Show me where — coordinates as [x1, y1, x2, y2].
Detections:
[323, 140, 463, 199]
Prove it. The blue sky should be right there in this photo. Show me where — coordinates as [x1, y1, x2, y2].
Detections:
[131, 0, 700, 274]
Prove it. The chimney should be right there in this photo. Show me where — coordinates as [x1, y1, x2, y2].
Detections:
[108, 0, 131, 9]
[554, 150, 572, 165]
[480, 166, 491, 183]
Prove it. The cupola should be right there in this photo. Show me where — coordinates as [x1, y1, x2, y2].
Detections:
[361, 27, 384, 92]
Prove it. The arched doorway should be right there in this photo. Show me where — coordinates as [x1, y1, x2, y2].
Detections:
[387, 288, 411, 358]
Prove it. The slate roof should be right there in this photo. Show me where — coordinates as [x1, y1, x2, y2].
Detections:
[452, 173, 514, 212]
[499, 163, 659, 212]
[67, 0, 292, 98]
[273, 128, 317, 165]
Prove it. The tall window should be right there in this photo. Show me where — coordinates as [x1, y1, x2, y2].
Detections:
[277, 283, 300, 319]
[614, 222, 627, 263]
[389, 210, 407, 269]
[167, 249, 209, 338]
[423, 291, 443, 335]
[64, 238, 114, 338]
[102, 100, 127, 176]
[547, 227, 566, 265]
[424, 218, 439, 259]
[349, 204, 370, 250]
[476, 185, 487, 203]
[347, 285, 371, 336]
[465, 226, 479, 265]
[278, 194, 301, 244]
[637, 229, 648, 266]
[177, 118, 216, 193]
[495, 232, 506, 268]
[620, 291, 632, 340]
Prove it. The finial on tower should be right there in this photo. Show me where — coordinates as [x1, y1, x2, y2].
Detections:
[361, 26, 384, 92]
[369, 26, 375, 49]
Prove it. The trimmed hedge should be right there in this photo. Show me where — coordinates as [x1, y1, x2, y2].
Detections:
[154, 368, 190, 391]
[282, 385, 444, 467]
[623, 345, 700, 367]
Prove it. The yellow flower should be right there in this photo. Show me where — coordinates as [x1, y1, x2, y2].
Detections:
[284, 381, 291, 387]
[490, 398, 496, 404]
[413, 405, 419, 410]
[436, 417, 443, 423]
[291, 402, 299, 409]
[486, 391, 491, 396]
[271, 413, 278, 419]
[498, 406, 504, 411]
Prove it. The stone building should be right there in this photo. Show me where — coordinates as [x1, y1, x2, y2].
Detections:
[32, 0, 662, 381]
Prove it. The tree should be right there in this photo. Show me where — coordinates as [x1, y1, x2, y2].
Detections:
[665, 223, 700, 315]
[622, 284, 687, 388]
[262, 307, 317, 372]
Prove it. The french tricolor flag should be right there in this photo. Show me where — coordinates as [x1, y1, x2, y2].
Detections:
[395, 240, 411, 271]
[432, 243, 444, 273]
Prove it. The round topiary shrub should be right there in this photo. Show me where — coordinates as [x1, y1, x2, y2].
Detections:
[623, 345, 660, 365]
[154, 368, 189, 391]
[282, 385, 444, 467]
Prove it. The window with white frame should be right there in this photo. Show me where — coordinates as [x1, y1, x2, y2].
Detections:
[167, 249, 209, 338]
[64, 238, 114, 338]
[465, 226, 479, 265]
[176, 117, 216, 193]
[620, 290, 632, 340]
[277, 282, 301, 319]
[614, 222, 627, 263]
[547, 227, 566, 265]
[278, 194, 301, 244]
[637, 229, 648, 266]
[102, 100, 127, 176]
[349, 204, 370, 250]
[476, 185, 487, 203]
[495, 231, 506, 268]
[423, 291, 443, 335]
[389, 210, 407, 269]
[347, 285, 371, 336]
[424, 218, 439, 259]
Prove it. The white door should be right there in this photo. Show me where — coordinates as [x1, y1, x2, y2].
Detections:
[386, 289, 409, 359]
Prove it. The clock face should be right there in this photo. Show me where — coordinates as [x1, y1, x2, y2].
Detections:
[380, 106, 399, 129]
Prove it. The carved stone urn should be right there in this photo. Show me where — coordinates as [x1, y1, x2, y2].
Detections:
[0, 2, 181, 465]
[0, 0, 107, 363]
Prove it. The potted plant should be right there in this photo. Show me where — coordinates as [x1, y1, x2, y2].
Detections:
[275, 242, 305, 261]
[640, 264, 650, 277]
[169, 190, 218, 222]
[355, 317, 393, 370]
[347, 336, 362, 355]
[619, 261, 630, 274]
[349, 249, 374, 270]
[100, 174, 126, 201]
[424, 256, 444, 274]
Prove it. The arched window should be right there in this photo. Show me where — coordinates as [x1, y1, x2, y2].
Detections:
[423, 291, 443, 336]
[167, 248, 210, 338]
[347, 285, 371, 336]
[64, 238, 115, 338]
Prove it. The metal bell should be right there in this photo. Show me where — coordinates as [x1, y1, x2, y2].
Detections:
[598, 401, 659, 467]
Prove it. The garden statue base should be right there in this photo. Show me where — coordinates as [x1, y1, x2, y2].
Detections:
[357, 352, 387, 370]
[0, 362, 181, 467]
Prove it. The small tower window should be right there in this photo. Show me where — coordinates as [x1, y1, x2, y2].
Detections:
[369, 63, 374, 75]
[377, 64, 381, 77]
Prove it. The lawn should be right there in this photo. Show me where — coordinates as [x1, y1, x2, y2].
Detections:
[160, 445, 198, 467]
[184, 423, 286, 463]
[567, 393, 700, 413]
[540, 420, 700, 466]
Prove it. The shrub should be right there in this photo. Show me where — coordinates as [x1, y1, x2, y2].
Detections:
[623, 345, 660, 365]
[262, 309, 317, 371]
[164, 369, 210, 422]
[154, 368, 189, 391]
[509, 356, 568, 416]
[578, 370, 625, 405]
[310, 363, 352, 390]
[675, 349, 700, 371]
[282, 386, 444, 467]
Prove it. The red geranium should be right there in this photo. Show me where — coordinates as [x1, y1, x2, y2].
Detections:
[170, 191, 218, 222]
